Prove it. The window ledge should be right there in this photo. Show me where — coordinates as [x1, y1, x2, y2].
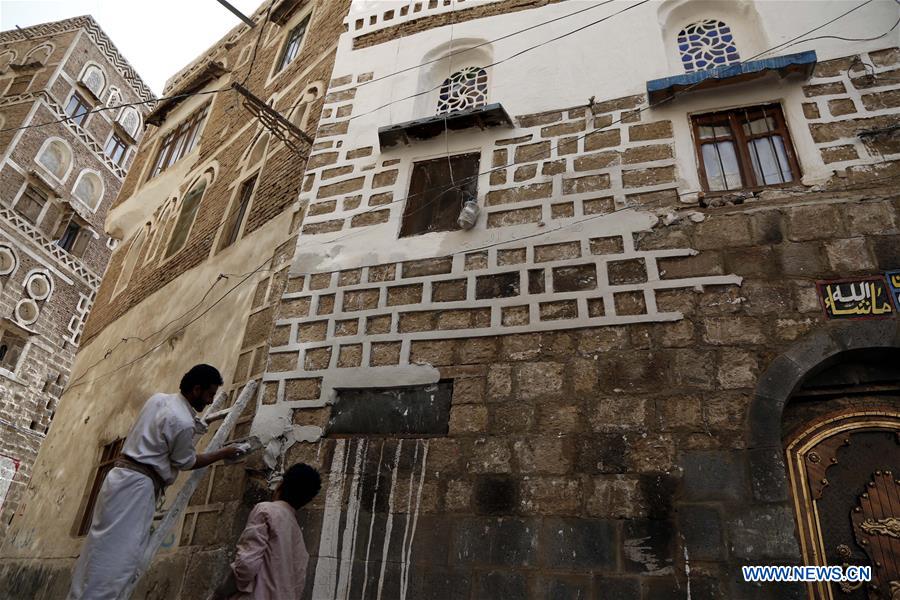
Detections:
[646, 50, 817, 106]
[0, 366, 27, 385]
[112, 121, 138, 145]
[378, 102, 513, 150]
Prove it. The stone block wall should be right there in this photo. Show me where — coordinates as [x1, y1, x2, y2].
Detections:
[84, 0, 351, 344]
[272, 192, 900, 599]
[0, 17, 152, 536]
[803, 48, 900, 167]
[259, 47, 900, 599]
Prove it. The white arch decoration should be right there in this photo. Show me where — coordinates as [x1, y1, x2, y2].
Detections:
[79, 63, 106, 98]
[25, 44, 53, 65]
[117, 106, 141, 138]
[36, 137, 74, 182]
[72, 170, 104, 210]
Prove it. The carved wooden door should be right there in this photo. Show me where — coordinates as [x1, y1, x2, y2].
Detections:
[786, 412, 900, 599]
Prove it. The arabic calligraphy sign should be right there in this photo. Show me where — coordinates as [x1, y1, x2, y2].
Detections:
[817, 276, 896, 319]
[887, 271, 900, 308]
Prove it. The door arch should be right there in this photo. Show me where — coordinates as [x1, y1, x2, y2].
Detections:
[749, 320, 900, 599]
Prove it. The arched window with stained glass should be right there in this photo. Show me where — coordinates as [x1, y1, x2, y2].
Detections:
[118, 107, 141, 138]
[437, 66, 488, 115]
[677, 19, 740, 73]
[80, 64, 106, 99]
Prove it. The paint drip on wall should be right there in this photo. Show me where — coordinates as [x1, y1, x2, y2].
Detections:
[312, 438, 430, 600]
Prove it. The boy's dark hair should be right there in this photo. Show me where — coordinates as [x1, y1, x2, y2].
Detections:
[280, 463, 321, 509]
[180, 364, 223, 394]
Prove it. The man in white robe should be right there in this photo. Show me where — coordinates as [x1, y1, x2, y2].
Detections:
[67, 364, 242, 600]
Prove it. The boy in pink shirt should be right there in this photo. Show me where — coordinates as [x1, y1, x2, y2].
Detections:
[214, 463, 321, 600]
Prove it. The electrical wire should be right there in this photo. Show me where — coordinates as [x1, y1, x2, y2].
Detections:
[353, 0, 618, 90]
[348, 0, 653, 122]
[302, 170, 900, 278]
[57, 0, 895, 391]
[312, 0, 894, 247]
[240, 0, 276, 87]
[65, 252, 273, 391]
[774, 13, 900, 49]
[0, 87, 228, 134]
[750, 0, 878, 60]
[0, 0, 275, 136]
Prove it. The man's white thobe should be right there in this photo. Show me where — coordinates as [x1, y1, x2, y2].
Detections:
[67, 393, 199, 600]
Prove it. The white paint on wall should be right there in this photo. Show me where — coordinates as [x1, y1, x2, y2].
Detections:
[376, 439, 402, 600]
[312, 438, 348, 599]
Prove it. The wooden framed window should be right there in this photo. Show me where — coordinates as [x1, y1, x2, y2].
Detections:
[691, 104, 800, 192]
[277, 16, 310, 72]
[401, 153, 480, 238]
[64, 92, 91, 127]
[0, 328, 27, 372]
[15, 185, 48, 225]
[104, 133, 128, 166]
[76, 438, 124, 536]
[164, 180, 207, 258]
[220, 175, 257, 251]
[148, 104, 210, 179]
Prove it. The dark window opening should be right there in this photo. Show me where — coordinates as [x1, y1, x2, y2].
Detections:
[76, 438, 124, 536]
[165, 180, 206, 258]
[401, 153, 479, 238]
[0, 329, 27, 372]
[104, 133, 128, 165]
[692, 104, 800, 192]
[326, 382, 453, 436]
[220, 174, 257, 251]
[57, 221, 80, 253]
[65, 92, 91, 126]
[277, 16, 310, 72]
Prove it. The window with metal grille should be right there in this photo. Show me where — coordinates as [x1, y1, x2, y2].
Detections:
[401, 153, 480, 237]
[15, 186, 48, 225]
[104, 133, 128, 166]
[692, 104, 800, 192]
[65, 93, 91, 127]
[437, 67, 488, 114]
[220, 175, 256, 251]
[0, 329, 27, 372]
[677, 19, 740, 73]
[148, 104, 210, 179]
[76, 438, 124, 536]
[277, 16, 310, 72]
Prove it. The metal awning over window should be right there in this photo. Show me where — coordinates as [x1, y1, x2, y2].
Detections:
[378, 102, 513, 149]
[646, 50, 817, 106]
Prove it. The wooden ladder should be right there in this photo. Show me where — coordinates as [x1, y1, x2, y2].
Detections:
[119, 379, 258, 599]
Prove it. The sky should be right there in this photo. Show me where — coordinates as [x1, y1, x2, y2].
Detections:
[0, 0, 379, 95]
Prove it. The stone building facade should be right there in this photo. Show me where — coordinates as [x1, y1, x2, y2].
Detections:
[0, 16, 152, 533]
[2, 1, 900, 599]
[262, 1, 900, 598]
[0, 0, 351, 597]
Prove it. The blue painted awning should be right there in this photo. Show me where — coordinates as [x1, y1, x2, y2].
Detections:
[646, 50, 817, 105]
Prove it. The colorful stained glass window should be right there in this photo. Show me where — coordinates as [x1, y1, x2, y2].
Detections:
[437, 67, 488, 115]
[677, 19, 740, 73]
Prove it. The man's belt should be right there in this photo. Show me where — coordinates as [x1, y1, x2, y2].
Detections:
[114, 455, 165, 497]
